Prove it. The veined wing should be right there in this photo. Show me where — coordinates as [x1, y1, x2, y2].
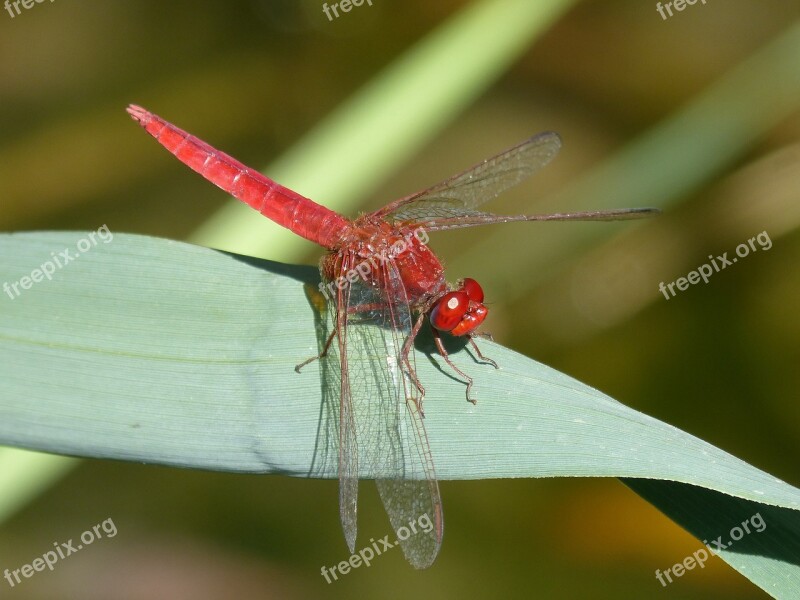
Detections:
[406, 206, 660, 232]
[329, 250, 443, 569]
[372, 132, 660, 231]
[372, 131, 562, 223]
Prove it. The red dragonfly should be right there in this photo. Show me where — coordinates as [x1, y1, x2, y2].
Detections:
[127, 105, 657, 568]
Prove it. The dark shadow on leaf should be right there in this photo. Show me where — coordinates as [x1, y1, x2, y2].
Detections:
[220, 250, 319, 286]
[624, 479, 800, 568]
[216, 249, 332, 477]
[413, 325, 497, 390]
[295, 282, 339, 480]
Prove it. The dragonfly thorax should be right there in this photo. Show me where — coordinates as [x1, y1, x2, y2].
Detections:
[322, 218, 449, 311]
[322, 218, 489, 335]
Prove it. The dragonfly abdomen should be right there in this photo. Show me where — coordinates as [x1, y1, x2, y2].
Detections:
[127, 105, 351, 249]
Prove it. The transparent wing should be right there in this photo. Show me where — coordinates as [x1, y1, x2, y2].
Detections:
[372, 131, 562, 223]
[408, 206, 661, 232]
[332, 270, 360, 554]
[330, 250, 443, 568]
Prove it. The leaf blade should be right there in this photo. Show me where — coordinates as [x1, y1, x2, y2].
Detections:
[1, 232, 798, 597]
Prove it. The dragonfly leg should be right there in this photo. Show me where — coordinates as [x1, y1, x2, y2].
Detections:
[431, 326, 477, 405]
[295, 328, 337, 373]
[468, 336, 499, 369]
[474, 330, 494, 342]
[400, 313, 428, 415]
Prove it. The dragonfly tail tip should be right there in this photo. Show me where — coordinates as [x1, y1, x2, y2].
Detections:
[126, 104, 150, 124]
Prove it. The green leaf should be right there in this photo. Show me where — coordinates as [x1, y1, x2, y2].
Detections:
[1, 232, 799, 596]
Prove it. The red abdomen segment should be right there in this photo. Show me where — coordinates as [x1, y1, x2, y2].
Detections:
[127, 105, 351, 249]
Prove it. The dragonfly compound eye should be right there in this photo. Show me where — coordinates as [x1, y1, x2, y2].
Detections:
[450, 303, 488, 336]
[430, 291, 470, 332]
[459, 277, 484, 303]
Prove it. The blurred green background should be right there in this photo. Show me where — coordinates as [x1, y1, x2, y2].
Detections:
[1, 0, 799, 598]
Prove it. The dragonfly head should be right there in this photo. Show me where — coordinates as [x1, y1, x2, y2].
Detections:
[429, 278, 487, 336]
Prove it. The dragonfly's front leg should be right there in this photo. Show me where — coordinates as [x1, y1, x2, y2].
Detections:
[400, 312, 428, 415]
[467, 335, 499, 369]
[431, 326, 479, 405]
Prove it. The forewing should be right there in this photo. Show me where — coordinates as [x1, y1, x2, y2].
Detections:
[329, 251, 442, 568]
[412, 206, 661, 232]
[373, 131, 561, 223]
